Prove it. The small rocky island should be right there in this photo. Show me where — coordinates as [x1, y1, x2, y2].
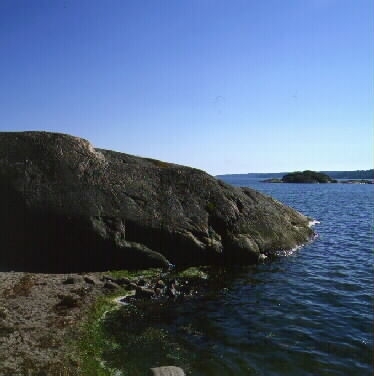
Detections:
[263, 170, 337, 184]
[0, 131, 314, 272]
[341, 179, 373, 184]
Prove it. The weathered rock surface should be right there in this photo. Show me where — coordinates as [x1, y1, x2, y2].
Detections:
[0, 131, 313, 272]
[0, 271, 106, 375]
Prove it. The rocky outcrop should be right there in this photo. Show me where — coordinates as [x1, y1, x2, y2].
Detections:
[0, 132, 314, 272]
[262, 178, 283, 183]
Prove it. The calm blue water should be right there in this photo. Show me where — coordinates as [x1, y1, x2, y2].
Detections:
[106, 179, 374, 375]
[189, 177, 373, 376]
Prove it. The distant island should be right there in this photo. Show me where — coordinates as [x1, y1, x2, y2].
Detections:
[217, 169, 373, 181]
[262, 171, 374, 184]
[263, 170, 337, 184]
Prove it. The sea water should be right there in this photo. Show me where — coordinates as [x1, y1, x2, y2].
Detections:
[103, 178, 373, 376]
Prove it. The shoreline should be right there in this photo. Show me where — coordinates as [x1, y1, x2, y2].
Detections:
[0, 271, 121, 375]
[0, 266, 218, 375]
[0, 243, 321, 375]
[0, 267, 202, 375]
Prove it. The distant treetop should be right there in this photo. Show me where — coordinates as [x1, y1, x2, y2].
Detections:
[282, 170, 337, 184]
[322, 170, 373, 179]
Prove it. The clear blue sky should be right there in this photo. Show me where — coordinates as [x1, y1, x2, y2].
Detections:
[1, 0, 372, 175]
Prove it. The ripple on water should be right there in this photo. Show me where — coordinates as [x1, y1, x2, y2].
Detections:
[103, 182, 374, 375]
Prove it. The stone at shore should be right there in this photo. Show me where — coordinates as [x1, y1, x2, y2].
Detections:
[135, 286, 155, 299]
[262, 178, 283, 183]
[103, 281, 119, 290]
[0, 131, 314, 272]
[150, 366, 185, 376]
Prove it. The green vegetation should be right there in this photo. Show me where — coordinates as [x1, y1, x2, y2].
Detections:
[323, 169, 373, 179]
[73, 267, 219, 375]
[282, 170, 337, 183]
[176, 266, 209, 280]
[74, 295, 114, 375]
[73, 269, 160, 375]
[73, 267, 199, 375]
[95, 305, 189, 376]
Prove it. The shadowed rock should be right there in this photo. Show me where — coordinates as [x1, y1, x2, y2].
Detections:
[0, 131, 314, 272]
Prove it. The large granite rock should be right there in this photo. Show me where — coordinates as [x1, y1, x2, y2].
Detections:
[0, 132, 314, 272]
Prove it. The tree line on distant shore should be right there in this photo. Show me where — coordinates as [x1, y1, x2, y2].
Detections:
[217, 169, 373, 180]
[282, 170, 336, 183]
[321, 170, 373, 179]
[262, 170, 373, 184]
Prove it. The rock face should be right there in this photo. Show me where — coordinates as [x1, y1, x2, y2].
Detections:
[0, 132, 314, 272]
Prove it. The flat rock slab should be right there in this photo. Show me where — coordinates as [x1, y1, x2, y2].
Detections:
[150, 366, 185, 376]
[0, 271, 108, 375]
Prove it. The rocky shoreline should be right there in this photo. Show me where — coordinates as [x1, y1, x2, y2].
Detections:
[0, 131, 317, 375]
[0, 267, 214, 375]
[0, 271, 108, 375]
[0, 131, 314, 272]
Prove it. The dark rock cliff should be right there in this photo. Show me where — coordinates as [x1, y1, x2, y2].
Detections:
[0, 132, 314, 272]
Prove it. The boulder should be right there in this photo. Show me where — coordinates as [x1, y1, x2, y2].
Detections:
[150, 366, 185, 376]
[135, 286, 155, 299]
[114, 277, 130, 286]
[62, 277, 78, 285]
[54, 294, 80, 310]
[103, 281, 118, 291]
[155, 280, 166, 289]
[83, 276, 97, 285]
[0, 131, 314, 272]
